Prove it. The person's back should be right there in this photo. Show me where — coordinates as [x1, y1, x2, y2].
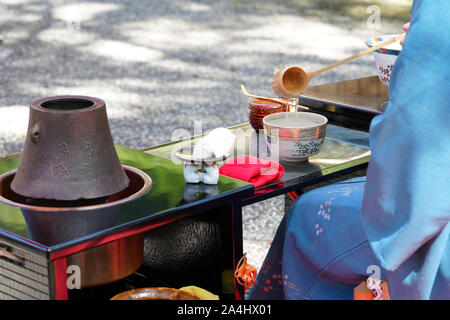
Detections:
[248, 0, 450, 300]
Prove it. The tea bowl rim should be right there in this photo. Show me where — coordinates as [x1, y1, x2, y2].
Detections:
[263, 111, 328, 130]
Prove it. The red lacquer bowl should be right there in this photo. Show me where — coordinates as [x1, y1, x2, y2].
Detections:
[248, 98, 286, 131]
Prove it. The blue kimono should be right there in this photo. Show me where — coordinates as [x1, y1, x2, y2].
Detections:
[248, 0, 450, 300]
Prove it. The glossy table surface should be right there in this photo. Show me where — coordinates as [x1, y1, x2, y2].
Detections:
[300, 76, 389, 114]
[144, 122, 370, 205]
[0, 145, 253, 253]
[0, 123, 370, 253]
[298, 76, 388, 132]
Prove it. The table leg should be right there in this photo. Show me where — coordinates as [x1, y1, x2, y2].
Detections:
[219, 202, 245, 300]
[50, 257, 68, 300]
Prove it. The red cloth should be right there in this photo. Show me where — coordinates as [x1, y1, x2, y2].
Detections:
[219, 156, 284, 188]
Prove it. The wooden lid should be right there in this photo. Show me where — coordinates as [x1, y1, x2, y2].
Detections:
[249, 98, 284, 107]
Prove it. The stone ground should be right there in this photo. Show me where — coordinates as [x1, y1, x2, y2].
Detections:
[0, 0, 410, 271]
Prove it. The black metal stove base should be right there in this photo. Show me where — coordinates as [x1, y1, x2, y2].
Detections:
[68, 207, 237, 301]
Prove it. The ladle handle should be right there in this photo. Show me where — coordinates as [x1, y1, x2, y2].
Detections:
[308, 33, 406, 79]
[240, 84, 287, 104]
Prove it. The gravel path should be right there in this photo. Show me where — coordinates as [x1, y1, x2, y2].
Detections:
[0, 0, 407, 271]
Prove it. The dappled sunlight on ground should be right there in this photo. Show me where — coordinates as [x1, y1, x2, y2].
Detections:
[0, 1, 409, 153]
[52, 2, 120, 22]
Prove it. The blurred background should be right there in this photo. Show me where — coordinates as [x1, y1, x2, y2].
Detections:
[0, 0, 412, 270]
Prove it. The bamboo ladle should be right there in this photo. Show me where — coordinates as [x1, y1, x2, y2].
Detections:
[272, 33, 406, 98]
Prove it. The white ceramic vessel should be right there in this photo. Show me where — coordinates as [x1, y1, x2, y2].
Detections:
[263, 112, 328, 162]
[366, 34, 403, 86]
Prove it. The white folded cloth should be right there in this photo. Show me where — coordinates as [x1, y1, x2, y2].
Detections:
[193, 127, 236, 160]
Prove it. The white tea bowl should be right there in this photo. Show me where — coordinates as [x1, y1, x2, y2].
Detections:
[263, 112, 328, 162]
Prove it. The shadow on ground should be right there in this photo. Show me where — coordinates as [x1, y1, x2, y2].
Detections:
[0, 0, 411, 155]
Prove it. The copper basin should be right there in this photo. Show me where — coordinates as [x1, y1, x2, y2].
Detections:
[0, 165, 152, 287]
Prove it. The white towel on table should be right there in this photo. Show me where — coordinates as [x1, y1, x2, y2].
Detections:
[193, 127, 236, 160]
